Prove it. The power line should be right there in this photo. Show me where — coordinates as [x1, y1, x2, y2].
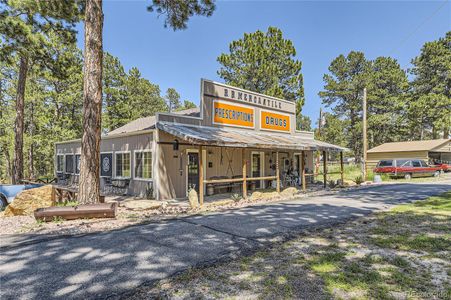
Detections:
[389, 0, 449, 59]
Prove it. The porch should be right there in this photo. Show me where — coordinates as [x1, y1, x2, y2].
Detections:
[156, 122, 346, 205]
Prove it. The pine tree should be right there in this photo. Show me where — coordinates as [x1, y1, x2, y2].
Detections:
[218, 27, 304, 104]
[165, 88, 181, 112]
[409, 31, 451, 139]
[0, 0, 82, 183]
[78, 0, 215, 203]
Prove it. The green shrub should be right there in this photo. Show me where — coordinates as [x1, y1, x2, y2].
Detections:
[355, 175, 363, 185]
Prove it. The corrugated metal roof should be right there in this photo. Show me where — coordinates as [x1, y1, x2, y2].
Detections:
[367, 139, 450, 153]
[107, 108, 200, 135]
[157, 122, 346, 151]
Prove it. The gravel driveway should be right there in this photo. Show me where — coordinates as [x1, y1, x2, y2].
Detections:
[1, 182, 450, 300]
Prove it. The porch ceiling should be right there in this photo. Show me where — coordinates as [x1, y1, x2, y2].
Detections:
[157, 122, 346, 152]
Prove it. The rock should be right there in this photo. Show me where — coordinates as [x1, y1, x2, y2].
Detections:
[249, 191, 281, 201]
[249, 191, 263, 201]
[188, 189, 199, 208]
[123, 200, 162, 211]
[342, 180, 356, 187]
[3, 185, 53, 217]
[281, 187, 298, 197]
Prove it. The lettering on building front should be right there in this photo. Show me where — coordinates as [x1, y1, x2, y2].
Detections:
[260, 110, 291, 132]
[212, 100, 255, 128]
[224, 88, 283, 110]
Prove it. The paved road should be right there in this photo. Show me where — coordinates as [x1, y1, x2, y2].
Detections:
[1, 182, 450, 299]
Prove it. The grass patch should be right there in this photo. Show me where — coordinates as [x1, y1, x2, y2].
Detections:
[306, 191, 451, 299]
[129, 191, 451, 299]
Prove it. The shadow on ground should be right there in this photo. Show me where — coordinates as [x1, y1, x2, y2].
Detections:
[0, 183, 449, 299]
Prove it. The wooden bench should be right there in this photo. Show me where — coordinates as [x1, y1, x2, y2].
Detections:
[52, 186, 105, 205]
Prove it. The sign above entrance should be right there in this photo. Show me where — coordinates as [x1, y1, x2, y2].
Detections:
[203, 79, 295, 114]
[261, 110, 291, 132]
[212, 100, 255, 128]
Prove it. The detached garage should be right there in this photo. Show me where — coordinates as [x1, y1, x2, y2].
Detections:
[367, 139, 451, 169]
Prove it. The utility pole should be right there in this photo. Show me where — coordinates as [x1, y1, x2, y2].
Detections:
[362, 87, 368, 181]
[315, 108, 322, 178]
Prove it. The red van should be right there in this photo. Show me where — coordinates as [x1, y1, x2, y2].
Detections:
[374, 159, 441, 179]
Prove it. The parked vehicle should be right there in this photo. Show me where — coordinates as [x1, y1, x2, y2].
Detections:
[432, 162, 451, 172]
[374, 159, 441, 179]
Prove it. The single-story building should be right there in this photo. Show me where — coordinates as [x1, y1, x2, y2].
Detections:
[367, 139, 451, 169]
[55, 79, 345, 202]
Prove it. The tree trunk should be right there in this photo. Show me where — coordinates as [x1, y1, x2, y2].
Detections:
[12, 56, 28, 184]
[444, 124, 450, 139]
[78, 0, 103, 204]
[28, 99, 34, 179]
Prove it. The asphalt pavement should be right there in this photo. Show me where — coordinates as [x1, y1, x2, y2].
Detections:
[1, 181, 450, 299]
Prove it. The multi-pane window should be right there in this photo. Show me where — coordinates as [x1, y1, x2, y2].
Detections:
[65, 155, 74, 174]
[57, 155, 64, 173]
[115, 152, 131, 178]
[135, 151, 152, 179]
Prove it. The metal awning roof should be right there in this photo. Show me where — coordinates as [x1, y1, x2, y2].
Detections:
[157, 122, 346, 151]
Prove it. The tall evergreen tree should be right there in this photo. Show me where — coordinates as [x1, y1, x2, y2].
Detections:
[367, 57, 409, 148]
[320, 51, 369, 160]
[123, 67, 166, 122]
[103, 52, 127, 132]
[409, 31, 451, 139]
[0, 0, 82, 183]
[79, 0, 215, 203]
[217, 27, 305, 107]
[165, 87, 181, 112]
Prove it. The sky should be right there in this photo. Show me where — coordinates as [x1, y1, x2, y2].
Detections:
[75, 0, 450, 123]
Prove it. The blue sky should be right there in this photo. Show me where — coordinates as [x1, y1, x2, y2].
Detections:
[76, 0, 450, 123]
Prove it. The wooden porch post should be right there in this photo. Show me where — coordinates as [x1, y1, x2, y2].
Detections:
[242, 148, 247, 199]
[199, 145, 204, 206]
[322, 150, 327, 188]
[276, 151, 280, 193]
[301, 150, 306, 192]
[340, 151, 344, 186]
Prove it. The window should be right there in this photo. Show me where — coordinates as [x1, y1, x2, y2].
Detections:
[396, 159, 411, 167]
[56, 155, 64, 173]
[420, 160, 429, 167]
[377, 160, 393, 167]
[135, 151, 152, 179]
[115, 152, 131, 178]
[65, 155, 74, 174]
[75, 155, 81, 174]
[412, 160, 421, 167]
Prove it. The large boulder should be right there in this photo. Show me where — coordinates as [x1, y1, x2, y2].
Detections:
[3, 185, 53, 217]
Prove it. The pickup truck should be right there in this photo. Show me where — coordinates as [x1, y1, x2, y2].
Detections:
[374, 159, 441, 179]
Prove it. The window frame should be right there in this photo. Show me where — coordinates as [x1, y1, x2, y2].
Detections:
[114, 151, 132, 179]
[377, 160, 393, 167]
[65, 154, 75, 174]
[412, 160, 421, 168]
[56, 154, 65, 173]
[133, 149, 153, 181]
[74, 154, 81, 175]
